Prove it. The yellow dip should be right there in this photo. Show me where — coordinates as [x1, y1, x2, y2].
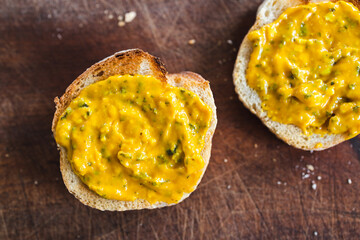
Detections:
[55, 75, 212, 204]
[247, 1, 360, 137]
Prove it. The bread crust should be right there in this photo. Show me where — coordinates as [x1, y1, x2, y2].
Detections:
[52, 49, 217, 211]
[233, 0, 359, 151]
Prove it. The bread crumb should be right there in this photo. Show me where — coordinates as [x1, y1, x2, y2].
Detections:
[34, 180, 38, 185]
[306, 164, 314, 171]
[311, 182, 317, 190]
[254, 143, 258, 148]
[118, 21, 126, 27]
[317, 176, 322, 180]
[227, 185, 231, 189]
[188, 39, 196, 45]
[227, 39, 233, 45]
[302, 173, 310, 179]
[5, 153, 9, 158]
[125, 11, 137, 23]
[104, 10, 109, 15]
[277, 181, 281, 185]
[118, 15, 124, 21]
[272, 158, 277, 162]
[224, 158, 228, 163]
[314, 231, 318, 236]
[347, 179, 352, 184]
[108, 14, 114, 19]
[57, 33, 62, 40]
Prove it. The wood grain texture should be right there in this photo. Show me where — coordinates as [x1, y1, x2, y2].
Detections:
[0, 0, 359, 239]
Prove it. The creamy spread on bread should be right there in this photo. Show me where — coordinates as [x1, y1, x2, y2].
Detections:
[246, 1, 360, 137]
[55, 74, 212, 204]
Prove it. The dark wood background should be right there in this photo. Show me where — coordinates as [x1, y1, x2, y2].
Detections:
[1, 0, 359, 239]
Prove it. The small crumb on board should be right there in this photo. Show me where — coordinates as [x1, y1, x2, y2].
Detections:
[188, 39, 196, 45]
[124, 11, 137, 23]
[306, 164, 314, 171]
[116, 11, 137, 27]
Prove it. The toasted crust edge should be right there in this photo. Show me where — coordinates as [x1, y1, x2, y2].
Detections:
[52, 49, 167, 133]
[52, 49, 217, 211]
[233, 0, 360, 151]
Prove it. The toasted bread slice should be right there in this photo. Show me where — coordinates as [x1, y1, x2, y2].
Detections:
[233, 0, 359, 151]
[52, 49, 217, 211]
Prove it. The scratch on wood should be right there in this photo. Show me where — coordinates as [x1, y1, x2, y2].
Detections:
[149, 221, 160, 240]
[190, 206, 195, 239]
[82, 0, 90, 12]
[74, 201, 80, 232]
[211, 174, 234, 238]
[182, 208, 188, 240]
[332, 151, 344, 240]
[136, 213, 142, 240]
[18, 175, 39, 240]
[160, 3, 186, 45]
[87, 209, 92, 240]
[198, 164, 242, 189]
[296, 188, 310, 238]
[133, 0, 162, 52]
[219, 0, 233, 20]
[236, 171, 272, 238]
[96, 211, 153, 240]
[13, 68, 53, 109]
[0, 210, 9, 240]
[24, 212, 61, 240]
[349, 138, 360, 162]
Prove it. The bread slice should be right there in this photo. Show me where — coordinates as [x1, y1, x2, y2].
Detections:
[233, 0, 359, 151]
[52, 49, 217, 211]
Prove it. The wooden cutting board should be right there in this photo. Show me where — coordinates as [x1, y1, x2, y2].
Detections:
[0, 0, 359, 239]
